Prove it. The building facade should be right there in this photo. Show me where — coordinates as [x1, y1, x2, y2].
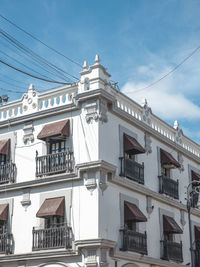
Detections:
[0, 55, 199, 267]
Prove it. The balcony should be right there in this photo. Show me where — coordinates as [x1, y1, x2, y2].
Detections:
[120, 229, 147, 255]
[32, 223, 72, 250]
[119, 157, 144, 184]
[0, 162, 16, 185]
[36, 150, 73, 177]
[160, 240, 183, 262]
[0, 232, 12, 254]
[158, 175, 179, 199]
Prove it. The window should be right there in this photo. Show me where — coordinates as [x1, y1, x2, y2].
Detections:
[121, 201, 147, 254]
[45, 215, 64, 228]
[159, 149, 180, 199]
[161, 215, 183, 262]
[49, 140, 66, 154]
[33, 197, 71, 250]
[161, 166, 170, 178]
[36, 120, 73, 177]
[120, 133, 145, 184]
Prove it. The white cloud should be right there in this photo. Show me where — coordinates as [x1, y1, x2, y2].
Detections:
[121, 59, 200, 121]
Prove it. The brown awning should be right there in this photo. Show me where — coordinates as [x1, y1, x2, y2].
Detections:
[124, 201, 147, 222]
[37, 120, 70, 141]
[36, 197, 65, 218]
[195, 226, 200, 241]
[0, 204, 8, 221]
[0, 139, 10, 155]
[124, 133, 145, 155]
[163, 215, 183, 234]
[160, 149, 180, 169]
[192, 170, 200, 181]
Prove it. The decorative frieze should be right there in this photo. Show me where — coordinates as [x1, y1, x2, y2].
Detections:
[141, 98, 152, 126]
[174, 120, 183, 145]
[85, 248, 97, 267]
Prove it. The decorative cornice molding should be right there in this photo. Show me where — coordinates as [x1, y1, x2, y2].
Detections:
[108, 174, 200, 218]
[0, 249, 79, 263]
[0, 173, 78, 193]
[111, 250, 188, 267]
[111, 104, 200, 164]
[74, 239, 117, 250]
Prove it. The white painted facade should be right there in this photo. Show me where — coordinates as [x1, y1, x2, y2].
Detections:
[0, 55, 199, 267]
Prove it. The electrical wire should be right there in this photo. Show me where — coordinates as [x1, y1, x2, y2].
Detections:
[0, 87, 25, 94]
[0, 13, 82, 68]
[0, 46, 61, 82]
[0, 78, 27, 90]
[0, 58, 70, 85]
[0, 28, 78, 81]
[130, 45, 200, 94]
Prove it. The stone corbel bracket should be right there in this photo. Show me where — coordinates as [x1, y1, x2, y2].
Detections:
[21, 188, 31, 211]
[76, 160, 116, 194]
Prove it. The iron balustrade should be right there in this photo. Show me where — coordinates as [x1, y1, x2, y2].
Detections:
[32, 223, 72, 250]
[0, 162, 16, 184]
[0, 232, 12, 254]
[36, 150, 73, 177]
[193, 241, 200, 267]
[120, 229, 147, 255]
[119, 157, 144, 184]
[159, 175, 179, 199]
[160, 240, 183, 262]
[194, 249, 200, 267]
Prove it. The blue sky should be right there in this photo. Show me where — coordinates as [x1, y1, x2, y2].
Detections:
[1, 0, 200, 142]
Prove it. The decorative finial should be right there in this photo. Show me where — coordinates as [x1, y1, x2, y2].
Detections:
[141, 98, 147, 107]
[29, 84, 35, 91]
[83, 60, 88, 70]
[174, 120, 179, 130]
[95, 54, 100, 64]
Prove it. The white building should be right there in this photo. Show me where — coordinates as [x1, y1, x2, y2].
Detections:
[0, 55, 199, 267]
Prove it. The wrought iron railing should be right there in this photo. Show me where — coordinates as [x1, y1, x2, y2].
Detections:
[158, 175, 179, 199]
[36, 150, 73, 177]
[32, 223, 72, 250]
[0, 232, 12, 254]
[120, 229, 147, 255]
[119, 157, 144, 184]
[160, 240, 183, 262]
[0, 162, 16, 184]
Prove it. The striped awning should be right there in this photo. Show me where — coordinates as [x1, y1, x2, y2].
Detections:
[0, 204, 8, 221]
[36, 197, 65, 218]
[37, 120, 70, 141]
[163, 215, 183, 234]
[124, 133, 145, 155]
[0, 139, 10, 155]
[160, 149, 180, 169]
[124, 201, 147, 222]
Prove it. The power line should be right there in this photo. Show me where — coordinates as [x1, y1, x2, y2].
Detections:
[0, 58, 70, 85]
[0, 14, 82, 68]
[0, 28, 78, 81]
[130, 45, 200, 94]
[0, 87, 25, 94]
